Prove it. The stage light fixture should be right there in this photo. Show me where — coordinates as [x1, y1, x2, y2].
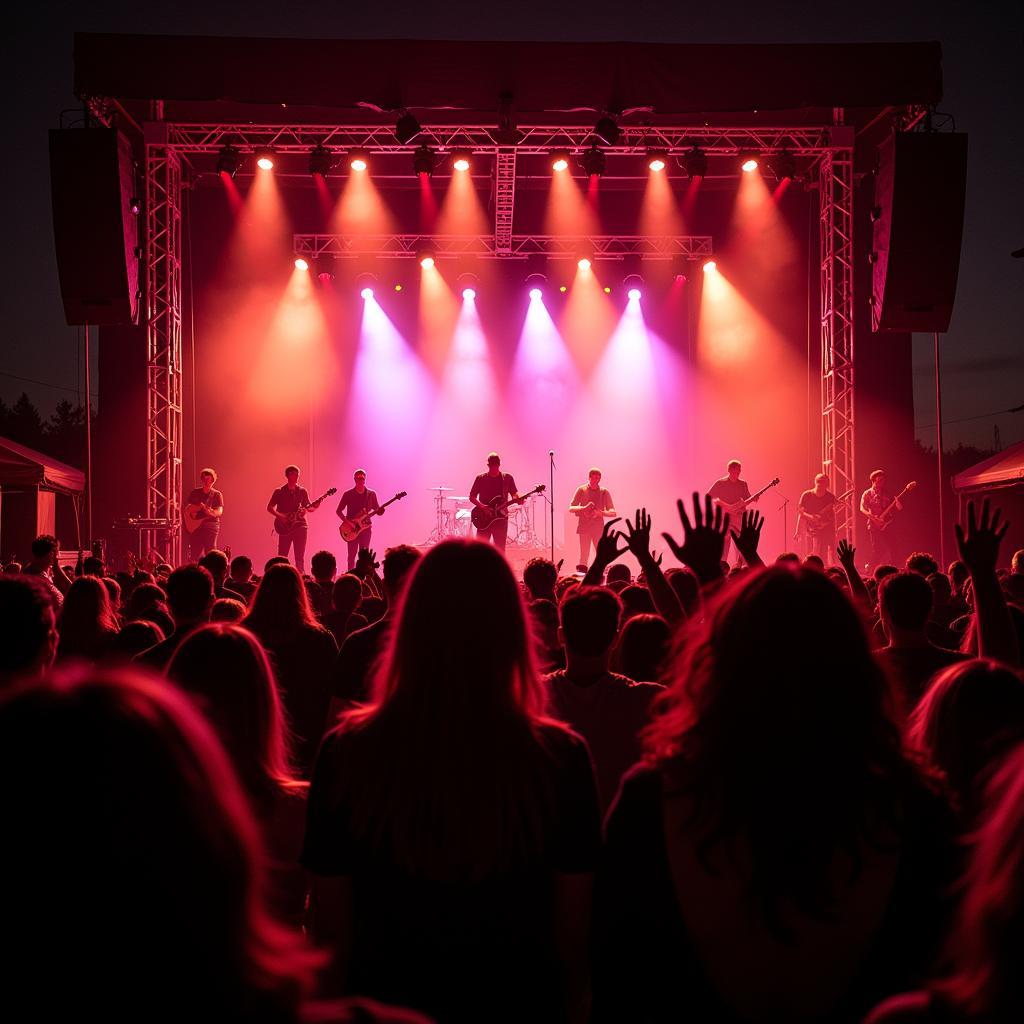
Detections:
[348, 150, 369, 172]
[529, 287, 542, 300]
[740, 155, 759, 173]
[255, 148, 275, 171]
[559, 285, 567, 293]
[647, 149, 667, 172]
[594, 114, 620, 146]
[582, 145, 606, 177]
[360, 287, 374, 299]
[623, 273, 644, 300]
[462, 287, 476, 300]
[525, 271, 547, 297]
[417, 247, 436, 269]
[494, 92, 525, 146]
[314, 255, 337, 283]
[769, 149, 797, 181]
[216, 144, 241, 178]
[394, 110, 422, 146]
[457, 272, 479, 300]
[412, 144, 436, 176]
[702, 259, 717, 273]
[551, 150, 571, 173]
[683, 146, 707, 179]
[308, 145, 336, 177]
[394, 284, 403, 292]
[577, 257, 592, 271]
[294, 257, 309, 271]
[450, 150, 472, 172]
[603, 286, 611, 294]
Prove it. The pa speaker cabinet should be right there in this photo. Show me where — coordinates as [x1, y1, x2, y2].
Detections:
[49, 128, 140, 326]
[870, 132, 967, 333]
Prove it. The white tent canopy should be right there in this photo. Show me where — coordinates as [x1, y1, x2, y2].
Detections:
[952, 440, 1024, 494]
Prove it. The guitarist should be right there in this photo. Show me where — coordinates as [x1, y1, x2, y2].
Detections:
[568, 467, 617, 569]
[796, 473, 836, 563]
[709, 460, 757, 567]
[266, 465, 320, 574]
[469, 452, 521, 552]
[336, 469, 381, 571]
[860, 469, 903, 568]
[185, 468, 224, 561]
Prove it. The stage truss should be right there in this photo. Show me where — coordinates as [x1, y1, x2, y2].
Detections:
[137, 118, 865, 558]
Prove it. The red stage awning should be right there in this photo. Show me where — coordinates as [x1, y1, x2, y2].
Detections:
[0, 437, 85, 496]
[74, 34, 942, 124]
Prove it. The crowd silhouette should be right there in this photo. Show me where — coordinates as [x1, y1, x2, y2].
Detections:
[1, 493, 1022, 1023]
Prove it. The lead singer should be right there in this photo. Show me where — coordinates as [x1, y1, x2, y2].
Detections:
[568, 467, 617, 569]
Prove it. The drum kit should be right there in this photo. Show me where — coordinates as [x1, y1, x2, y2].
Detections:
[423, 485, 545, 547]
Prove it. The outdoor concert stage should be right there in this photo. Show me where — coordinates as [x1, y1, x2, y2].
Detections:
[72, 35, 947, 568]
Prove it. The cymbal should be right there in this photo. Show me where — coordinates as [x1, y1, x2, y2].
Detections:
[449, 496, 471, 501]
[427, 486, 454, 491]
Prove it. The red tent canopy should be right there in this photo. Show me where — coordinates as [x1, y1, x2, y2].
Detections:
[0, 437, 85, 496]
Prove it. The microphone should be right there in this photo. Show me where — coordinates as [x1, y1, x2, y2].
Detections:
[548, 450, 555, 457]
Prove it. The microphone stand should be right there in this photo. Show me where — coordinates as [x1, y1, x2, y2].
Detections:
[775, 489, 792, 554]
[548, 450, 556, 564]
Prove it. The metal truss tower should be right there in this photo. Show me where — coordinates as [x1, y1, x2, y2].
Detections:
[144, 124, 184, 563]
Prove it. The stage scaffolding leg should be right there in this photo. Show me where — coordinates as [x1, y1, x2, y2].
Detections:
[144, 125, 184, 565]
[818, 134, 856, 545]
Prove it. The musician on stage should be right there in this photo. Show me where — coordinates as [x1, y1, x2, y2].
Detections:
[337, 469, 381, 571]
[267, 465, 317, 574]
[568, 467, 617, 569]
[860, 469, 902, 568]
[185, 468, 223, 561]
[709, 460, 756, 566]
[796, 472, 836, 563]
[469, 453, 521, 552]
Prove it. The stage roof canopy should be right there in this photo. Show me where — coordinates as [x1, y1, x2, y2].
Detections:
[953, 441, 1024, 494]
[0, 437, 85, 496]
[75, 33, 942, 129]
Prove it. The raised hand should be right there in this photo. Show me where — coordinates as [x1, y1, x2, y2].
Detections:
[662, 492, 728, 584]
[594, 517, 628, 566]
[956, 499, 1009, 577]
[355, 547, 379, 576]
[730, 509, 765, 566]
[837, 538, 856, 567]
[622, 507, 654, 562]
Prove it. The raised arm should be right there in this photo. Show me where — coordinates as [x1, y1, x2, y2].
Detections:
[582, 519, 627, 587]
[730, 509, 765, 568]
[662, 492, 728, 586]
[837, 539, 871, 610]
[956, 499, 1018, 666]
[621, 508, 684, 625]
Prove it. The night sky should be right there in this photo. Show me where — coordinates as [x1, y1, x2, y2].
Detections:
[7, 1, 1023, 451]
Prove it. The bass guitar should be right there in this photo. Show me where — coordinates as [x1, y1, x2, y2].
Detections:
[796, 507, 835, 537]
[471, 484, 546, 531]
[867, 481, 917, 532]
[339, 491, 408, 542]
[273, 487, 337, 535]
[715, 477, 781, 517]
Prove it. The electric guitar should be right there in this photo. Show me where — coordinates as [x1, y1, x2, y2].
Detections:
[183, 501, 221, 535]
[339, 491, 408, 542]
[471, 484, 546, 531]
[714, 477, 781, 517]
[797, 506, 836, 537]
[273, 487, 337, 535]
[866, 481, 917, 532]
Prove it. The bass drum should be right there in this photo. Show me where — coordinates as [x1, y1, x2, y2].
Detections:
[454, 508, 475, 537]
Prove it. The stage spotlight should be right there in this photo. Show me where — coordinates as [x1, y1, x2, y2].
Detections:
[769, 149, 797, 181]
[255, 148, 275, 171]
[603, 286, 611, 294]
[594, 114, 620, 146]
[394, 110, 422, 146]
[623, 273, 644, 300]
[559, 285, 567, 293]
[216, 144, 241, 178]
[360, 287, 374, 299]
[702, 259, 717, 273]
[582, 145, 606, 177]
[462, 287, 476, 300]
[740, 155, 759, 173]
[314, 255, 337, 283]
[450, 149, 472, 172]
[683, 146, 707, 179]
[647, 149, 667, 172]
[308, 145, 335, 177]
[551, 150, 571, 172]
[348, 150, 369, 172]
[627, 288, 641, 300]
[529, 287, 542, 300]
[394, 284, 403, 292]
[356, 272, 378, 297]
[525, 270, 547, 297]
[577, 257, 592, 271]
[412, 144, 436, 176]
[294, 257, 309, 271]
[417, 247, 436, 269]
